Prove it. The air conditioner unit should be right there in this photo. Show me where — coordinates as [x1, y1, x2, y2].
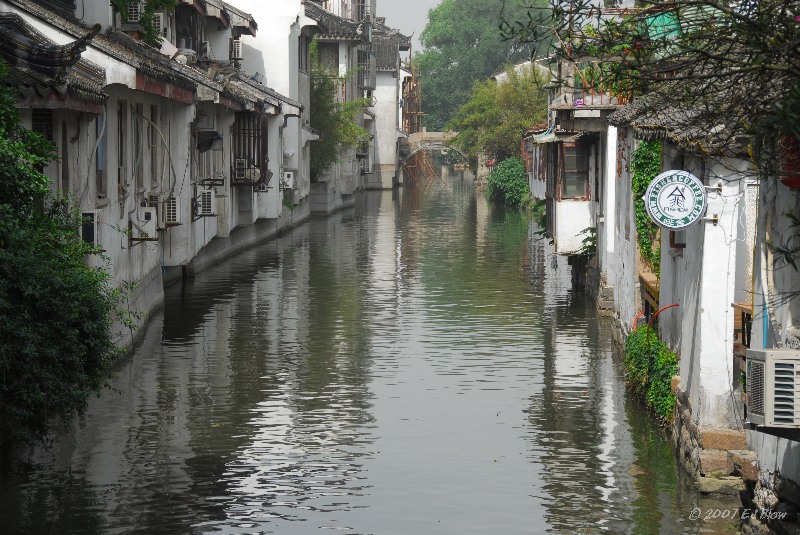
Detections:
[145, 194, 164, 228]
[196, 189, 216, 216]
[80, 211, 99, 246]
[134, 207, 157, 239]
[234, 158, 247, 180]
[165, 196, 181, 225]
[746, 348, 800, 427]
[230, 38, 243, 61]
[127, 2, 144, 23]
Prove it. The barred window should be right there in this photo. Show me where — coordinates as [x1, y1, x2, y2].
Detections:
[232, 113, 267, 184]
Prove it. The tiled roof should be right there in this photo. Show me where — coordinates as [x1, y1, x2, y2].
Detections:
[304, 1, 368, 43]
[4, 0, 297, 114]
[223, 71, 303, 112]
[371, 20, 410, 72]
[0, 12, 105, 105]
[373, 20, 411, 50]
[608, 83, 751, 156]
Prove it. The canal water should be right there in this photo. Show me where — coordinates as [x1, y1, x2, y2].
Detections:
[1, 173, 741, 534]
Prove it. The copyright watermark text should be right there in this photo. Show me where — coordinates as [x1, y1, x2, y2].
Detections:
[689, 507, 789, 521]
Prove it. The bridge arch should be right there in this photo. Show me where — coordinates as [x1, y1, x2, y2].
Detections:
[402, 131, 468, 163]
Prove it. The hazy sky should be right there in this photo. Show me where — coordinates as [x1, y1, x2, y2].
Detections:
[378, 0, 442, 53]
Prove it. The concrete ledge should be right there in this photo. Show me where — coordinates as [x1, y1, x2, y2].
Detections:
[165, 199, 310, 286]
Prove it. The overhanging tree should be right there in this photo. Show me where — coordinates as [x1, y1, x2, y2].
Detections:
[309, 40, 370, 183]
[0, 62, 122, 449]
[414, 0, 551, 131]
[503, 0, 800, 150]
[448, 63, 548, 163]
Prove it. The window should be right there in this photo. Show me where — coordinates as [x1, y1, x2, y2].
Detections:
[60, 121, 70, 194]
[149, 105, 159, 188]
[561, 142, 589, 199]
[298, 36, 310, 73]
[135, 103, 144, 191]
[175, 4, 200, 51]
[232, 112, 266, 184]
[118, 101, 128, 195]
[31, 109, 53, 174]
[357, 48, 370, 89]
[318, 43, 339, 73]
[353, 0, 366, 20]
[96, 116, 107, 198]
[670, 230, 686, 249]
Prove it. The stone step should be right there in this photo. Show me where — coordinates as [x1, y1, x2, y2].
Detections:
[700, 427, 747, 451]
[727, 449, 759, 483]
[699, 449, 731, 477]
[696, 475, 746, 495]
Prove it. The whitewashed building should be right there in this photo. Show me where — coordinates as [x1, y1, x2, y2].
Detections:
[0, 0, 309, 346]
[368, 16, 410, 190]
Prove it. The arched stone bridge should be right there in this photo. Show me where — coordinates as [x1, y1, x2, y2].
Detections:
[402, 130, 466, 161]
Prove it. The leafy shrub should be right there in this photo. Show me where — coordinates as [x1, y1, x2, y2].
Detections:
[0, 61, 121, 447]
[631, 141, 662, 275]
[577, 226, 597, 257]
[487, 157, 529, 207]
[309, 39, 370, 182]
[624, 326, 678, 423]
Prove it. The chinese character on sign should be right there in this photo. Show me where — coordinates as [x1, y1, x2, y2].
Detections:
[668, 186, 686, 209]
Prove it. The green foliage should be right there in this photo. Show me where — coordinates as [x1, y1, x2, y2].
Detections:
[0, 62, 121, 447]
[448, 64, 548, 162]
[414, 0, 550, 130]
[309, 40, 370, 183]
[487, 157, 529, 208]
[111, 0, 177, 46]
[631, 141, 662, 275]
[625, 326, 678, 423]
[577, 226, 597, 257]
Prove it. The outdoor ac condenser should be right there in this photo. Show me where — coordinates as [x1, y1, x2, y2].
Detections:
[746, 348, 800, 427]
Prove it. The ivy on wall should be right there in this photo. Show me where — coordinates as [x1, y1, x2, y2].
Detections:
[630, 140, 662, 276]
[111, 0, 177, 46]
[625, 326, 678, 423]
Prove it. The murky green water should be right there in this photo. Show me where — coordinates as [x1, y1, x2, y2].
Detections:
[1, 174, 740, 534]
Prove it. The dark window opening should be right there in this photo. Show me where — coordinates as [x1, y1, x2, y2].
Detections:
[299, 36, 310, 73]
[670, 229, 686, 249]
[96, 116, 106, 197]
[232, 113, 267, 184]
[561, 142, 590, 199]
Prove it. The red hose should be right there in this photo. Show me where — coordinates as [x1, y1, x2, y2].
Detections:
[632, 311, 645, 331]
[647, 304, 679, 344]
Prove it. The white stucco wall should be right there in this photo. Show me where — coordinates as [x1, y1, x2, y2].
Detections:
[608, 127, 640, 332]
[747, 152, 800, 516]
[238, 0, 312, 200]
[554, 201, 592, 254]
[76, 0, 113, 29]
[598, 126, 617, 276]
[660, 156, 750, 429]
[372, 70, 400, 189]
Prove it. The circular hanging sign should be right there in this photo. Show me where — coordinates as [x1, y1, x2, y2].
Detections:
[644, 170, 707, 229]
